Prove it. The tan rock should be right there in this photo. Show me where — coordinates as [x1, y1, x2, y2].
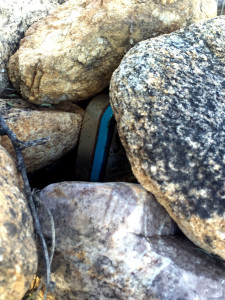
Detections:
[24, 276, 57, 300]
[0, 145, 37, 300]
[0, 98, 83, 172]
[8, 0, 216, 104]
[0, 0, 68, 93]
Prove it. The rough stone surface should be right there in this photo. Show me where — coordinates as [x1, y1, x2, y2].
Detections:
[0, 0, 68, 94]
[110, 16, 225, 260]
[8, 0, 217, 105]
[38, 182, 225, 300]
[0, 98, 83, 172]
[0, 145, 37, 300]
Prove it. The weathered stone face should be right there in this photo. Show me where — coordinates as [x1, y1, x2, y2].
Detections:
[110, 16, 225, 259]
[8, 0, 216, 104]
[0, 0, 67, 93]
[38, 182, 225, 300]
[0, 98, 83, 172]
[0, 145, 37, 300]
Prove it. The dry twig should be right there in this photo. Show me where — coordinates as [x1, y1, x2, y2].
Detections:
[0, 115, 54, 300]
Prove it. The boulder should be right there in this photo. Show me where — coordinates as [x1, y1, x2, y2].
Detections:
[110, 16, 225, 259]
[0, 145, 37, 300]
[8, 0, 216, 105]
[0, 98, 83, 172]
[38, 182, 225, 300]
[0, 0, 68, 94]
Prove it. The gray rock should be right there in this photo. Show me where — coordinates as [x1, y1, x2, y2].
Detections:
[0, 0, 67, 93]
[39, 182, 225, 300]
[0, 145, 37, 300]
[110, 16, 225, 259]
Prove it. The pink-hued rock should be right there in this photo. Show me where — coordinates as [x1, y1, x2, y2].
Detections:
[8, 0, 217, 104]
[38, 181, 225, 300]
[0, 145, 37, 300]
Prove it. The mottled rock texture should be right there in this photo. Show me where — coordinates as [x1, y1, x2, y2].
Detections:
[110, 16, 225, 259]
[38, 182, 225, 300]
[0, 0, 67, 94]
[8, 0, 216, 105]
[0, 98, 83, 172]
[0, 145, 37, 300]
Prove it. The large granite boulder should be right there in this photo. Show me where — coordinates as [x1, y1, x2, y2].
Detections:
[110, 16, 225, 259]
[0, 145, 37, 300]
[38, 182, 225, 300]
[0, 0, 67, 94]
[8, 0, 216, 105]
[0, 98, 83, 172]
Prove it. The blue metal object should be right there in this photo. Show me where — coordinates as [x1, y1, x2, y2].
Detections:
[90, 105, 113, 181]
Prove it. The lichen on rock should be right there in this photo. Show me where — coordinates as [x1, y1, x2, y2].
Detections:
[110, 16, 225, 259]
[8, 0, 217, 104]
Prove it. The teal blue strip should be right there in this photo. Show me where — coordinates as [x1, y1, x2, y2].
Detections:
[90, 105, 113, 182]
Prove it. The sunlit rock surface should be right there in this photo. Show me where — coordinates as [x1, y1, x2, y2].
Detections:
[0, 98, 83, 172]
[8, 0, 216, 104]
[0, 0, 67, 93]
[110, 16, 225, 259]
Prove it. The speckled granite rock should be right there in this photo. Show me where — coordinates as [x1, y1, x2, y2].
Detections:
[0, 98, 83, 172]
[110, 16, 225, 260]
[38, 182, 225, 300]
[8, 0, 216, 105]
[0, 145, 37, 300]
[0, 0, 67, 94]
